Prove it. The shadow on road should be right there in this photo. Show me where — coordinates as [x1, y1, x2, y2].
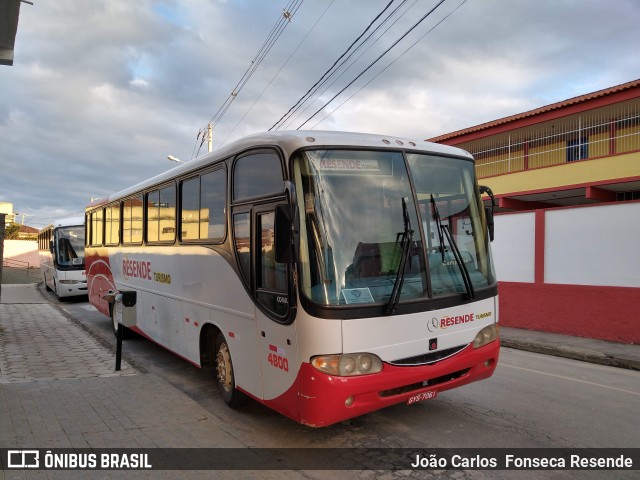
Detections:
[1, 266, 40, 284]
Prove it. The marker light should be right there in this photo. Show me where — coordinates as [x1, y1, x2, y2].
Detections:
[472, 324, 499, 349]
[311, 353, 383, 376]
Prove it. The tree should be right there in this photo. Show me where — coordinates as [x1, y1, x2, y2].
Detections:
[4, 224, 22, 240]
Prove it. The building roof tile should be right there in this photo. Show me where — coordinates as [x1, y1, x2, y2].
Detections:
[428, 78, 640, 143]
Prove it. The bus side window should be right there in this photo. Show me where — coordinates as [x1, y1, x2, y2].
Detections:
[90, 209, 103, 246]
[159, 184, 176, 242]
[123, 194, 143, 245]
[181, 177, 199, 240]
[147, 186, 175, 243]
[257, 211, 288, 318]
[180, 169, 226, 242]
[106, 204, 120, 245]
[201, 169, 226, 241]
[147, 190, 160, 242]
[233, 213, 251, 284]
[233, 152, 283, 201]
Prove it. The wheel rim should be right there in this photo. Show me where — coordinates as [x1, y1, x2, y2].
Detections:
[216, 342, 233, 392]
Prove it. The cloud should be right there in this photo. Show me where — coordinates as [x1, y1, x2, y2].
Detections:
[1, 0, 639, 228]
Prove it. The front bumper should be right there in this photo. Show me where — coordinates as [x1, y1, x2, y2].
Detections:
[296, 339, 500, 427]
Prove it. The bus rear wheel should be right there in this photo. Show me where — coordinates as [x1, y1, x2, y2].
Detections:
[215, 335, 244, 408]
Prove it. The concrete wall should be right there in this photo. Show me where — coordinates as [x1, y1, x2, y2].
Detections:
[3, 240, 39, 268]
[494, 201, 640, 343]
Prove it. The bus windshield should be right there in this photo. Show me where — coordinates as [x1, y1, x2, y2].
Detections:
[56, 226, 85, 268]
[292, 149, 495, 307]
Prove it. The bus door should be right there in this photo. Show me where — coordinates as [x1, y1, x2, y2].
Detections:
[232, 203, 298, 403]
[235, 202, 297, 400]
[254, 205, 298, 403]
[231, 149, 298, 405]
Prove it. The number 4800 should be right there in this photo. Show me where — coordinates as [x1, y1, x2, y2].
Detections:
[268, 353, 289, 372]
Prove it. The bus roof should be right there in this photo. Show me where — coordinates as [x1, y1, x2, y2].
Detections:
[39, 216, 85, 233]
[87, 130, 473, 208]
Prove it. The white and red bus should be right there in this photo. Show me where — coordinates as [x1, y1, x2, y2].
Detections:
[38, 217, 87, 300]
[85, 131, 499, 427]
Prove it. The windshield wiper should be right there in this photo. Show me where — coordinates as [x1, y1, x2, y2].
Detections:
[384, 197, 414, 315]
[430, 195, 475, 300]
[430, 195, 446, 262]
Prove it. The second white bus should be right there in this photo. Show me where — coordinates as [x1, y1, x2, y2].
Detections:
[38, 217, 87, 300]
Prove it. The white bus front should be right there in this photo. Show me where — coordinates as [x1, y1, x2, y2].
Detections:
[280, 147, 499, 426]
[43, 223, 87, 299]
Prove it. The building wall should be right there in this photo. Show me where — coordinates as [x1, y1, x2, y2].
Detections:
[0, 202, 16, 224]
[494, 201, 640, 343]
[457, 97, 640, 181]
[481, 151, 640, 198]
[3, 240, 39, 268]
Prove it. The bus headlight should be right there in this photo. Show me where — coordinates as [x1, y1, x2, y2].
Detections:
[311, 353, 383, 376]
[59, 280, 80, 285]
[472, 324, 499, 349]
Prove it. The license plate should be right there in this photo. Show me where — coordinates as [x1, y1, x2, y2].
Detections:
[407, 390, 438, 405]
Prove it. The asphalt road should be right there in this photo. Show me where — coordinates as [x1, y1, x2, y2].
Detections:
[51, 290, 640, 479]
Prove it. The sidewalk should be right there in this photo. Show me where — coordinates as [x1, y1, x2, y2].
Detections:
[0, 284, 251, 470]
[500, 326, 640, 371]
[1, 283, 639, 475]
[0, 266, 39, 285]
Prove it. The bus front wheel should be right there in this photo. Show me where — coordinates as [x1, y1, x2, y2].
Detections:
[215, 335, 243, 408]
[53, 280, 64, 302]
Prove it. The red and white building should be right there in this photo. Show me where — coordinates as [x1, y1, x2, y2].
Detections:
[430, 79, 640, 344]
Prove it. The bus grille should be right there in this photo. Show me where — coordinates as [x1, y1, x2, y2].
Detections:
[389, 345, 467, 366]
[378, 368, 470, 398]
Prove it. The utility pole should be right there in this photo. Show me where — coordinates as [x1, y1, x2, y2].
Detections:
[207, 123, 213, 153]
[18, 213, 33, 225]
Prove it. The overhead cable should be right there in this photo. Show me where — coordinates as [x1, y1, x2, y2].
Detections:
[192, 0, 303, 158]
[278, 0, 416, 131]
[309, 0, 469, 129]
[269, 0, 398, 131]
[297, 0, 447, 130]
[220, 0, 337, 147]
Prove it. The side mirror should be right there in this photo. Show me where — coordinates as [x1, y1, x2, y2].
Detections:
[49, 239, 54, 254]
[274, 204, 298, 263]
[484, 206, 495, 242]
[479, 185, 495, 242]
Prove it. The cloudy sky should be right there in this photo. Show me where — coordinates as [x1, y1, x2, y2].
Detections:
[1, 0, 639, 229]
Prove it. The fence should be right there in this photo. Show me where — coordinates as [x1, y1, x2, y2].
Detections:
[493, 201, 640, 343]
[458, 100, 640, 178]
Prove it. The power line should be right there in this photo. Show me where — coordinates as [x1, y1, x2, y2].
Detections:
[296, 0, 447, 130]
[269, 0, 399, 131]
[207, 0, 303, 131]
[278, 0, 417, 131]
[220, 0, 338, 147]
[310, 0, 469, 129]
[191, 0, 303, 158]
[212, 0, 300, 128]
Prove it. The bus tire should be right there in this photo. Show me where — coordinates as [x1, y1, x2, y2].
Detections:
[44, 275, 52, 292]
[215, 335, 244, 408]
[54, 280, 65, 302]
